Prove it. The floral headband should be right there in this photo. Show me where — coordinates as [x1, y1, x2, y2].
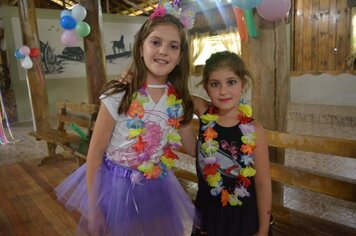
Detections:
[149, 1, 195, 30]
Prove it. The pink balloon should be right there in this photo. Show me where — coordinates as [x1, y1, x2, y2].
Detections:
[19, 45, 31, 56]
[61, 30, 78, 47]
[257, 0, 291, 22]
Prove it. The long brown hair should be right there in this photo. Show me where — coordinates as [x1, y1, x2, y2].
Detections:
[101, 14, 193, 122]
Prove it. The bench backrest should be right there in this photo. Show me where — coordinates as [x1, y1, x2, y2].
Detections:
[56, 101, 99, 140]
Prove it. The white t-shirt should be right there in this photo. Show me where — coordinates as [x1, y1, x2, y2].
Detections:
[100, 90, 174, 168]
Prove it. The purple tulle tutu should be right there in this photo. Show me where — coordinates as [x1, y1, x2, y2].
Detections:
[55, 157, 197, 236]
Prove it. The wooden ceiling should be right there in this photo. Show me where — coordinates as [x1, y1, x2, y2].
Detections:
[2, 0, 229, 16]
[2, 0, 160, 16]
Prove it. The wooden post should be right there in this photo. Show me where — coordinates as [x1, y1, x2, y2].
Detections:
[80, 0, 107, 105]
[18, 0, 51, 131]
[242, 13, 289, 204]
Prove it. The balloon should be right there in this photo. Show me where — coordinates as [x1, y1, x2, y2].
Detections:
[15, 49, 25, 59]
[257, 0, 291, 22]
[233, 7, 248, 42]
[71, 4, 87, 22]
[61, 30, 78, 47]
[21, 56, 33, 69]
[244, 9, 257, 38]
[231, 0, 262, 9]
[19, 45, 31, 56]
[60, 15, 77, 30]
[29, 48, 41, 57]
[60, 9, 71, 18]
[75, 22, 91, 38]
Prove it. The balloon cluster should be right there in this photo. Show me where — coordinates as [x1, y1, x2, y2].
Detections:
[14, 45, 40, 69]
[231, 0, 291, 41]
[59, 4, 91, 47]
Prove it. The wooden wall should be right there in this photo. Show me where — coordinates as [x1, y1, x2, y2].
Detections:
[292, 0, 352, 73]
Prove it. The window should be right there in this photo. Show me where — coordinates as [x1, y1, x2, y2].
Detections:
[192, 28, 241, 66]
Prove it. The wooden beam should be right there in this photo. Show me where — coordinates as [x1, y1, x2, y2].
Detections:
[242, 9, 289, 205]
[18, 0, 51, 131]
[80, 0, 107, 105]
[122, 0, 149, 15]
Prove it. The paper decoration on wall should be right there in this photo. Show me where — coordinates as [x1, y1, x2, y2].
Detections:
[244, 9, 257, 38]
[233, 7, 248, 42]
[231, 0, 291, 41]
[59, 4, 91, 47]
[0, 89, 17, 145]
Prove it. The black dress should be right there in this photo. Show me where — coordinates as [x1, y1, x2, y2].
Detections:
[194, 115, 259, 236]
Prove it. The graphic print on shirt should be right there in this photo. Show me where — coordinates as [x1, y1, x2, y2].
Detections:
[197, 139, 243, 179]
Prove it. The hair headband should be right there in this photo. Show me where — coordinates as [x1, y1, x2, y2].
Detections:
[149, 1, 195, 30]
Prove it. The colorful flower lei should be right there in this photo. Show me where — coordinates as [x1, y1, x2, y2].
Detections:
[200, 100, 256, 207]
[149, 2, 195, 30]
[127, 83, 183, 179]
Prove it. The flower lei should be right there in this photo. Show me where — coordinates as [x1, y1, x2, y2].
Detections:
[149, 2, 195, 29]
[200, 100, 257, 207]
[126, 83, 183, 179]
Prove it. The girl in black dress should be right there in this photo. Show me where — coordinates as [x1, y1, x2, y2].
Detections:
[192, 51, 272, 236]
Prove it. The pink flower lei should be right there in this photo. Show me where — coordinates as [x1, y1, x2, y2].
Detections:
[200, 100, 257, 207]
[126, 83, 183, 179]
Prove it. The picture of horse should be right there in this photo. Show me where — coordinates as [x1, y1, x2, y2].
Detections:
[111, 35, 126, 54]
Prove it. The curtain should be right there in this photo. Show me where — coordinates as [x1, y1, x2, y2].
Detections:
[189, 32, 210, 65]
[217, 27, 241, 55]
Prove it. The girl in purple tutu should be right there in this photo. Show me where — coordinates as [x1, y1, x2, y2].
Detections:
[55, 2, 198, 235]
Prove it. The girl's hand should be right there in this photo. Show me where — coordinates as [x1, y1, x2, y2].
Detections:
[118, 70, 132, 85]
[88, 205, 106, 236]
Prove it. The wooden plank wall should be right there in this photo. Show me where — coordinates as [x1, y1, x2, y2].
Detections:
[292, 0, 351, 73]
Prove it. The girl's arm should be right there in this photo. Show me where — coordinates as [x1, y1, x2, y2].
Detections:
[86, 104, 115, 205]
[179, 95, 209, 156]
[253, 121, 272, 236]
[179, 121, 197, 157]
[192, 94, 209, 116]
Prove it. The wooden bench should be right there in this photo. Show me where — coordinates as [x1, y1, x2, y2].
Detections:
[174, 119, 356, 236]
[29, 101, 99, 166]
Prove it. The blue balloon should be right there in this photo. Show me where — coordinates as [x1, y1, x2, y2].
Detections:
[231, 0, 262, 9]
[60, 10, 71, 18]
[14, 49, 25, 59]
[60, 15, 77, 30]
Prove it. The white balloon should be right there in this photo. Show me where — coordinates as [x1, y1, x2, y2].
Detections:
[71, 4, 87, 22]
[21, 56, 33, 69]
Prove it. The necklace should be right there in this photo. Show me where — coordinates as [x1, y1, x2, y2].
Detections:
[147, 84, 167, 89]
[127, 82, 183, 179]
[200, 100, 256, 207]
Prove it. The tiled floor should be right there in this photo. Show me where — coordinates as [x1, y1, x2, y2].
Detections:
[1, 103, 356, 229]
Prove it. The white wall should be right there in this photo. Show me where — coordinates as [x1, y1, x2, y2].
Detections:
[290, 73, 356, 107]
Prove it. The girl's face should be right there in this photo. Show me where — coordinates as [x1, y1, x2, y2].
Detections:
[205, 68, 245, 115]
[140, 23, 181, 84]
